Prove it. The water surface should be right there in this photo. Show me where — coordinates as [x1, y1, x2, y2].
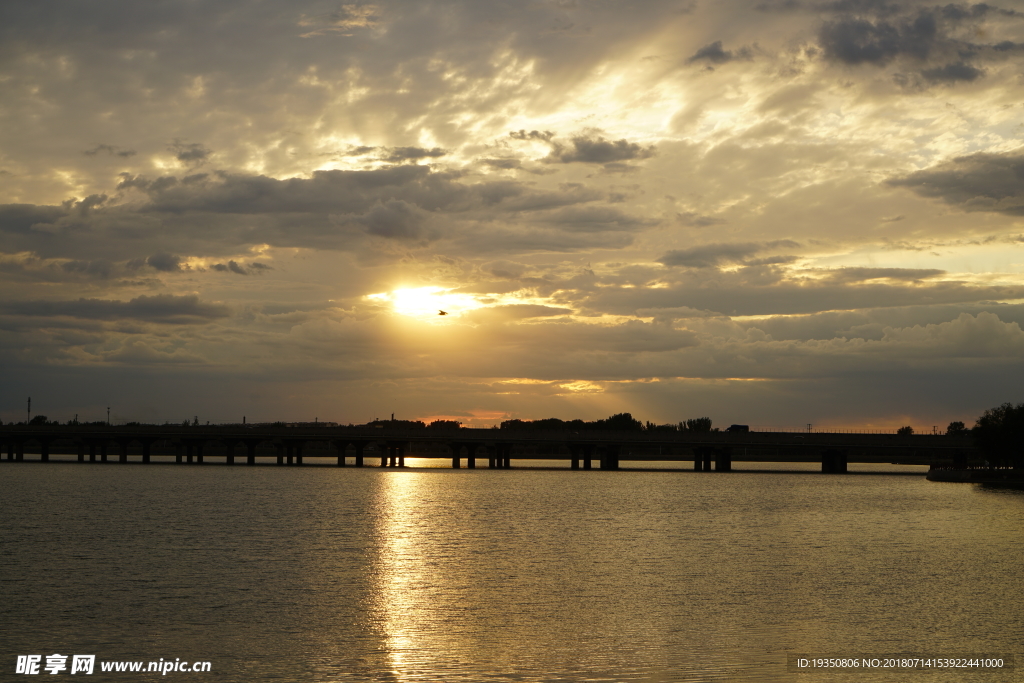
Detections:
[1, 462, 1021, 681]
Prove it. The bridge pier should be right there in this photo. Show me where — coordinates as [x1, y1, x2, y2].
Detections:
[697, 448, 711, 472]
[715, 447, 732, 472]
[276, 443, 284, 465]
[821, 449, 847, 473]
[332, 440, 347, 467]
[570, 444, 580, 470]
[246, 440, 258, 465]
[118, 440, 129, 463]
[601, 444, 620, 470]
[78, 442, 85, 462]
[141, 440, 152, 464]
[353, 441, 365, 467]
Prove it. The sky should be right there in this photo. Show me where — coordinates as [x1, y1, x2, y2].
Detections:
[3, 0, 1024, 430]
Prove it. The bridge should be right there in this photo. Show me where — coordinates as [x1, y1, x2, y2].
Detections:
[0, 425, 977, 472]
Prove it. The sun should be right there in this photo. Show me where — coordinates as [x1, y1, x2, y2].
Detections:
[366, 286, 485, 319]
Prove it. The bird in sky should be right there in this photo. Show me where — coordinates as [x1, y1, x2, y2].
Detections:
[438, 310, 448, 316]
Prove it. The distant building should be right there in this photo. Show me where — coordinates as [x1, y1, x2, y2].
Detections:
[726, 424, 750, 433]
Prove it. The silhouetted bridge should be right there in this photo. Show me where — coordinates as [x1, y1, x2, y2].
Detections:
[0, 425, 977, 472]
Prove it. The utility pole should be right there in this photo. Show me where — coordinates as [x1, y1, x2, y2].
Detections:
[27, 396, 31, 424]
[107, 406, 110, 426]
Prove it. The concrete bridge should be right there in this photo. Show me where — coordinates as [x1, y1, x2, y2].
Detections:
[0, 425, 977, 472]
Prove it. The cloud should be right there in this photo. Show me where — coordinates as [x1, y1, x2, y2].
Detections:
[211, 260, 254, 275]
[878, 312, 1024, 357]
[103, 340, 205, 364]
[822, 267, 946, 282]
[355, 199, 428, 239]
[462, 304, 572, 323]
[547, 134, 655, 165]
[921, 61, 984, 82]
[657, 241, 800, 268]
[298, 5, 381, 36]
[676, 211, 725, 227]
[82, 144, 136, 158]
[0, 294, 229, 323]
[383, 146, 447, 163]
[687, 40, 753, 64]
[60, 259, 114, 279]
[482, 158, 522, 170]
[818, 14, 936, 65]
[886, 150, 1024, 214]
[169, 140, 212, 166]
[537, 205, 654, 232]
[146, 252, 183, 272]
[509, 130, 556, 142]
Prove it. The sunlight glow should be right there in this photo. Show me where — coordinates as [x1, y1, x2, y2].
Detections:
[366, 286, 486, 320]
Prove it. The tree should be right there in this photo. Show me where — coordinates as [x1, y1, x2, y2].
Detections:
[896, 425, 914, 435]
[945, 421, 966, 436]
[681, 417, 712, 432]
[29, 415, 50, 425]
[428, 419, 462, 429]
[973, 402, 1024, 469]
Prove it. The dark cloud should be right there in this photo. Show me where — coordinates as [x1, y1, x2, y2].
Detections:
[921, 61, 984, 82]
[0, 204, 66, 234]
[169, 140, 212, 166]
[676, 211, 725, 227]
[509, 130, 556, 142]
[146, 252, 183, 272]
[583, 273, 1024, 318]
[547, 134, 655, 164]
[0, 294, 229, 323]
[212, 260, 251, 275]
[123, 166, 435, 215]
[938, 3, 1020, 20]
[1, 166, 626, 263]
[82, 144, 136, 158]
[819, 0, 903, 16]
[482, 158, 522, 170]
[657, 241, 800, 268]
[819, 14, 936, 65]
[687, 40, 753, 64]
[60, 259, 113, 278]
[297, 5, 380, 36]
[463, 304, 573, 323]
[356, 199, 427, 239]
[384, 146, 447, 163]
[823, 267, 946, 282]
[815, 3, 1023, 81]
[886, 151, 1024, 214]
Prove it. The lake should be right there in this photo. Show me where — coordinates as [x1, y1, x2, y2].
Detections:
[1, 461, 1021, 681]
